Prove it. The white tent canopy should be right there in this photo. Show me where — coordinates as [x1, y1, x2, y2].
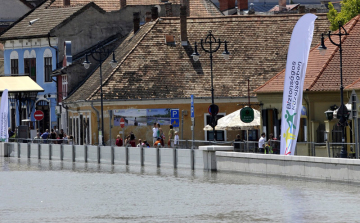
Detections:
[203, 108, 261, 131]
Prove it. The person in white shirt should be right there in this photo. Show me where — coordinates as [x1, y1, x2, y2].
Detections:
[258, 132, 266, 153]
[174, 131, 179, 148]
[152, 122, 158, 145]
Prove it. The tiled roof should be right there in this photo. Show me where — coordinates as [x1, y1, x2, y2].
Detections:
[65, 14, 330, 103]
[269, 4, 300, 12]
[256, 15, 360, 93]
[50, 0, 121, 11]
[50, 0, 222, 16]
[0, 0, 100, 40]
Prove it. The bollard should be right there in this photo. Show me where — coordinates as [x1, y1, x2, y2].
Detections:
[18, 142, 20, 158]
[111, 146, 114, 165]
[60, 144, 64, 161]
[125, 145, 129, 165]
[156, 145, 160, 167]
[49, 143, 52, 160]
[72, 145, 75, 162]
[97, 145, 101, 163]
[140, 145, 144, 166]
[190, 148, 195, 170]
[27, 142, 31, 158]
[173, 147, 177, 169]
[84, 145, 88, 163]
[38, 143, 41, 159]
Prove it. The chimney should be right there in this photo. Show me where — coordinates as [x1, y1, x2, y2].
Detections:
[237, 0, 248, 11]
[145, 12, 152, 22]
[133, 12, 140, 33]
[120, 0, 126, 8]
[298, 5, 305, 13]
[180, 5, 188, 46]
[180, 0, 189, 16]
[63, 0, 70, 6]
[219, 0, 235, 11]
[279, 0, 286, 11]
[165, 2, 173, 17]
[151, 7, 159, 21]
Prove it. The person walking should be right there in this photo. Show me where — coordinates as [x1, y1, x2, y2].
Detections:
[258, 132, 266, 153]
[174, 131, 179, 148]
[168, 124, 175, 147]
[152, 122, 158, 145]
[116, 135, 123, 146]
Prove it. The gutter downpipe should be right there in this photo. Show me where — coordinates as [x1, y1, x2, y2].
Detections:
[47, 32, 59, 69]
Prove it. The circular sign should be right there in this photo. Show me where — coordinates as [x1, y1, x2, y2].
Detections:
[34, 110, 44, 121]
[240, 107, 254, 123]
[120, 118, 125, 128]
[208, 104, 219, 116]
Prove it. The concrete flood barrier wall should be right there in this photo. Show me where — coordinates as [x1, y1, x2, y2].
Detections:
[3, 143, 205, 170]
[216, 152, 360, 183]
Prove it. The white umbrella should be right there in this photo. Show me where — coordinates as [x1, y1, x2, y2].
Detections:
[203, 108, 260, 131]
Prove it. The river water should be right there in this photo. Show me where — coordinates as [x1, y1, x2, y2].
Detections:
[1, 157, 360, 223]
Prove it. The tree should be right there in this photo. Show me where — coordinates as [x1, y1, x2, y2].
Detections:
[327, 0, 360, 31]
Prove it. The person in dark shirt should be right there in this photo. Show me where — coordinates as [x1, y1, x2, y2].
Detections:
[232, 134, 242, 152]
[8, 128, 14, 138]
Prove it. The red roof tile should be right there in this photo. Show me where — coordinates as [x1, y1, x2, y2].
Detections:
[255, 15, 360, 93]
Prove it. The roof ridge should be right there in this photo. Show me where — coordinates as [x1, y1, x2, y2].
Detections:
[0, 0, 52, 38]
[47, 3, 88, 9]
[307, 15, 360, 91]
[345, 77, 360, 89]
[86, 20, 159, 101]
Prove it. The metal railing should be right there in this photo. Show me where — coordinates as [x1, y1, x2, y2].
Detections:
[5, 138, 359, 158]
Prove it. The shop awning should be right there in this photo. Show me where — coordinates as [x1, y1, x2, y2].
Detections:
[0, 76, 44, 93]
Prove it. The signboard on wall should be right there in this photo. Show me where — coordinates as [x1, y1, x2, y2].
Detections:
[113, 108, 179, 127]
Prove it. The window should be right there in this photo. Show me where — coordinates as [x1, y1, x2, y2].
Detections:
[10, 51, 19, 74]
[44, 57, 52, 82]
[11, 59, 18, 74]
[205, 114, 225, 141]
[24, 58, 36, 81]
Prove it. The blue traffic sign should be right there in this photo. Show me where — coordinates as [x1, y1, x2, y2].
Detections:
[191, 95, 194, 118]
[171, 109, 179, 118]
[171, 118, 179, 127]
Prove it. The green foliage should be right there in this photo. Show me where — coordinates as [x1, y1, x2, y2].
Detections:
[327, 0, 360, 31]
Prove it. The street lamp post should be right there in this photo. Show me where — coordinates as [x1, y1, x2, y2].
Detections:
[192, 30, 230, 141]
[83, 44, 117, 146]
[318, 22, 349, 158]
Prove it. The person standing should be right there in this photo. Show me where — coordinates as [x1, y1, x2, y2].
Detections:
[116, 135, 123, 146]
[174, 131, 179, 148]
[157, 123, 164, 146]
[152, 122, 158, 145]
[41, 129, 49, 143]
[258, 132, 266, 153]
[232, 134, 242, 152]
[50, 129, 57, 144]
[168, 125, 175, 147]
[137, 139, 142, 147]
[130, 132, 136, 147]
